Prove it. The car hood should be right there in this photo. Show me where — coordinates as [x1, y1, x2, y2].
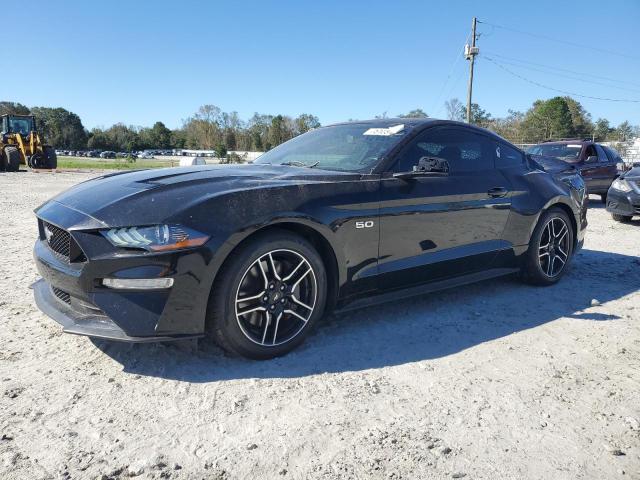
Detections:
[528, 154, 578, 174]
[36, 164, 359, 228]
[622, 166, 640, 180]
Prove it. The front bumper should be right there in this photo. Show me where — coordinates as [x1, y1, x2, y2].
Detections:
[606, 188, 640, 217]
[32, 203, 216, 342]
[33, 237, 210, 342]
[32, 279, 199, 342]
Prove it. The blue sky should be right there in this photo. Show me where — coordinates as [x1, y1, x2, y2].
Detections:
[8, 0, 639, 130]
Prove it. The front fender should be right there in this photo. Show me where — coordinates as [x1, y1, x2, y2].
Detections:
[218, 213, 348, 290]
[502, 169, 583, 251]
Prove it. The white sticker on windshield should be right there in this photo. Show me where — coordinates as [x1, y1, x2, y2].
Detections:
[363, 124, 405, 136]
[567, 144, 582, 148]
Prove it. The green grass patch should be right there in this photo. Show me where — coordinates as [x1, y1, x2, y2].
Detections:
[57, 156, 173, 170]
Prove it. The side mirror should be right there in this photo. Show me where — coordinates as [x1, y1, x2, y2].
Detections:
[393, 156, 450, 180]
[415, 156, 450, 173]
[585, 155, 599, 164]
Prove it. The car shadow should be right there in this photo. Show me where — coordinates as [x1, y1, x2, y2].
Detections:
[93, 249, 640, 382]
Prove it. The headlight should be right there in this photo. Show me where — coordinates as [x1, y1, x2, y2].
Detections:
[102, 224, 209, 251]
[611, 178, 633, 193]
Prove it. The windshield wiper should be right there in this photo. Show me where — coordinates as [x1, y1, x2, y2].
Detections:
[280, 161, 319, 168]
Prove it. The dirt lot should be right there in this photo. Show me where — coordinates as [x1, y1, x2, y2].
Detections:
[0, 170, 639, 480]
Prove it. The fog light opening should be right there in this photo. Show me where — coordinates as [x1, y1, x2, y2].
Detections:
[102, 278, 174, 290]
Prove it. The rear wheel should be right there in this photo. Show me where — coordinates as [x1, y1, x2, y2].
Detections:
[4, 146, 20, 172]
[611, 213, 632, 222]
[207, 230, 327, 359]
[522, 207, 574, 286]
[43, 146, 57, 169]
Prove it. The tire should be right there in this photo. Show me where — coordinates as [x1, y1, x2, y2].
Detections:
[207, 229, 327, 359]
[600, 193, 607, 203]
[43, 146, 57, 169]
[611, 213, 632, 222]
[4, 146, 20, 172]
[521, 207, 574, 286]
[28, 152, 46, 169]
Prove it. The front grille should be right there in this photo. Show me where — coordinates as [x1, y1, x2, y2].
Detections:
[43, 222, 70, 260]
[41, 221, 86, 263]
[51, 286, 71, 304]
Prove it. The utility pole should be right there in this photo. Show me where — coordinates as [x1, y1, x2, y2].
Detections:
[465, 17, 479, 124]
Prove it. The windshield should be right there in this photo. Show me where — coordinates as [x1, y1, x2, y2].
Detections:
[254, 123, 409, 172]
[526, 144, 582, 162]
[8, 117, 34, 136]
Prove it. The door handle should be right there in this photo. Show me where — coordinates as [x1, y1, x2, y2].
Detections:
[488, 187, 508, 198]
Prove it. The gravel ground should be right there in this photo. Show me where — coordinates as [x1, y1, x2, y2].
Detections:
[0, 170, 639, 480]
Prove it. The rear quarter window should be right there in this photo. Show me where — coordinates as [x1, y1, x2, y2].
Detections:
[603, 146, 623, 163]
[595, 144, 610, 163]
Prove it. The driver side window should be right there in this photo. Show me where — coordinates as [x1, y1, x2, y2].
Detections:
[584, 145, 597, 161]
[392, 127, 494, 174]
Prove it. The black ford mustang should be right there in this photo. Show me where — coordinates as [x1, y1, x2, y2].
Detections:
[33, 119, 587, 359]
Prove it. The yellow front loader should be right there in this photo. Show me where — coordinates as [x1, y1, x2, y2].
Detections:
[1, 114, 57, 171]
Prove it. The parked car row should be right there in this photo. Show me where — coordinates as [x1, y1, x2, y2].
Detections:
[55, 150, 102, 157]
[145, 149, 173, 156]
[53, 149, 175, 158]
[55, 150, 131, 158]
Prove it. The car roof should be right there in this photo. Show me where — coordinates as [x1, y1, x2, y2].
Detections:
[327, 117, 437, 128]
[535, 140, 590, 146]
[325, 118, 509, 143]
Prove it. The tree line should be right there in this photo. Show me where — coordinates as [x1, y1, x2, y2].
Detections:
[1, 97, 637, 155]
[443, 96, 638, 145]
[0, 101, 321, 154]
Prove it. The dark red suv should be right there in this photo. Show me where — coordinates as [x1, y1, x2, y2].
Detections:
[527, 140, 621, 202]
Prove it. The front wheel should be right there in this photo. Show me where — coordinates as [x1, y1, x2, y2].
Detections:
[600, 193, 608, 203]
[522, 208, 574, 286]
[207, 230, 327, 359]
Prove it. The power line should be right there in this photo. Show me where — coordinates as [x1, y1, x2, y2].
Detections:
[438, 63, 468, 117]
[445, 65, 468, 100]
[482, 55, 640, 94]
[483, 56, 640, 103]
[477, 20, 639, 61]
[483, 51, 640, 89]
[430, 31, 471, 114]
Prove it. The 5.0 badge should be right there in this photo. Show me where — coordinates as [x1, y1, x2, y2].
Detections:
[355, 220, 374, 229]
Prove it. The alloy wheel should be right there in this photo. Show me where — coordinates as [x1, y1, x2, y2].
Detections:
[538, 217, 570, 278]
[235, 249, 317, 346]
